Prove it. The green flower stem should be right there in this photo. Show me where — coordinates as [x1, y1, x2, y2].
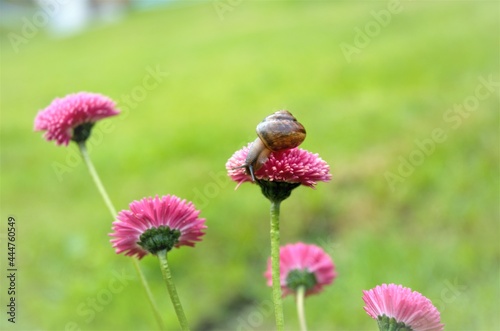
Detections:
[78, 142, 117, 217]
[78, 141, 165, 331]
[157, 250, 190, 331]
[270, 200, 285, 331]
[131, 258, 166, 330]
[296, 286, 307, 331]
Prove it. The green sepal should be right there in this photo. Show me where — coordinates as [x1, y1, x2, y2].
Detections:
[138, 225, 181, 255]
[286, 269, 317, 292]
[377, 315, 413, 331]
[256, 180, 301, 203]
[72, 122, 95, 143]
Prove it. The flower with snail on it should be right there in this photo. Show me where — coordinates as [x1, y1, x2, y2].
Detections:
[264, 242, 336, 297]
[226, 143, 331, 202]
[34, 92, 120, 146]
[109, 195, 207, 259]
[363, 283, 444, 331]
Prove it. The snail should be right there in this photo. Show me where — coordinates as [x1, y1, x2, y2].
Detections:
[237, 110, 306, 181]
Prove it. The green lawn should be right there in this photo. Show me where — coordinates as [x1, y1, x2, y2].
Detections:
[1, 1, 499, 330]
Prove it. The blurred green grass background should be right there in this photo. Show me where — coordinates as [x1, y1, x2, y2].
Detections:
[1, 1, 499, 330]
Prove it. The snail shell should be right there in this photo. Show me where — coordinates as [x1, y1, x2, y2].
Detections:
[257, 110, 306, 151]
[241, 110, 306, 181]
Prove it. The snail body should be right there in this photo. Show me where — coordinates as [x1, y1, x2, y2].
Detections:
[241, 110, 306, 181]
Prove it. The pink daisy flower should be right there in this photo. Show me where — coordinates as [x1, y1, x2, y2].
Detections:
[226, 143, 331, 202]
[226, 143, 331, 188]
[264, 242, 336, 297]
[109, 195, 207, 259]
[363, 284, 444, 331]
[34, 92, 120, 146]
